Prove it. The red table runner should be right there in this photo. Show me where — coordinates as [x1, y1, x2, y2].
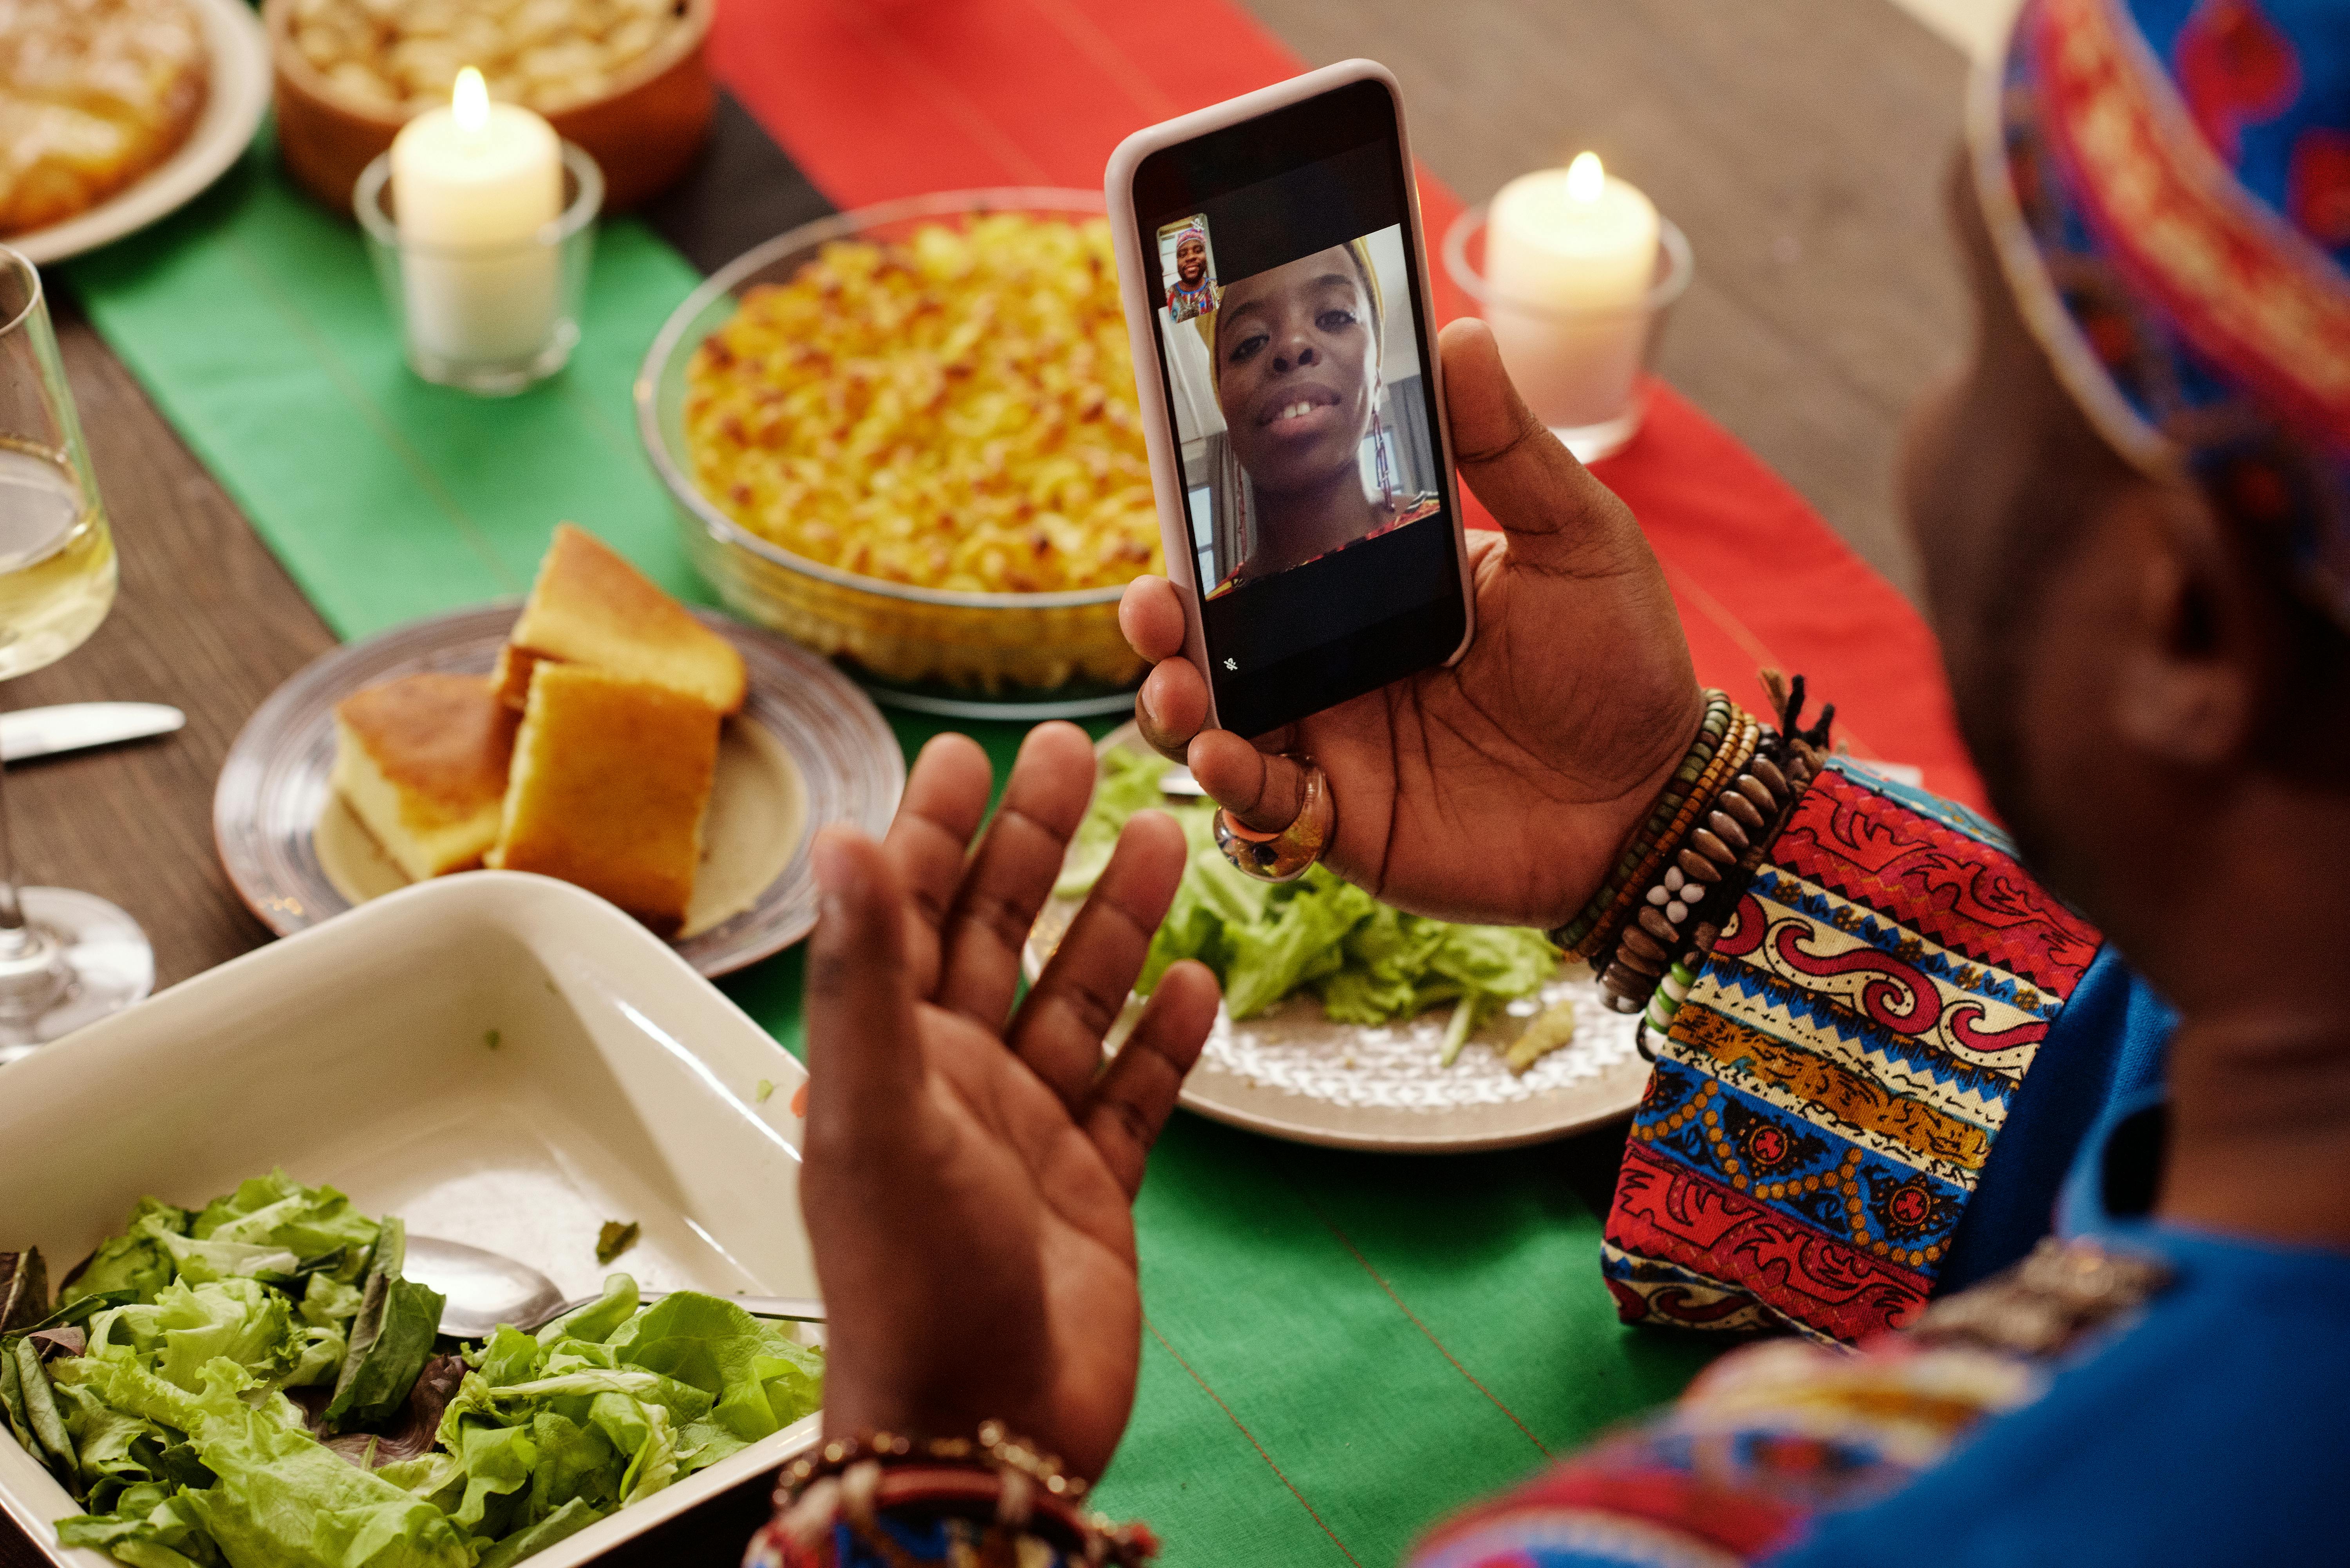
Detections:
[708, 0, 1987, 808]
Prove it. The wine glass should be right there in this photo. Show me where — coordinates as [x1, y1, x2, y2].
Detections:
[0, 246, 152, 1059]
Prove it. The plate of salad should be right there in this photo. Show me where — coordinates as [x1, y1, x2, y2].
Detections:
[1025, 725, 1654, 1153]
[1, 1171, 822, 1568]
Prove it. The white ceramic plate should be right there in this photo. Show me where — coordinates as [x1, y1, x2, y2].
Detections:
[8, 0, 272, 266]
[215, 602, 905, 978]
[0, 871, 820, 1568]
[1024, 724, 1654, 1153]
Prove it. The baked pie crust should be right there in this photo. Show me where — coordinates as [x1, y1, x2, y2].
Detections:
[0, 0, 208, 238]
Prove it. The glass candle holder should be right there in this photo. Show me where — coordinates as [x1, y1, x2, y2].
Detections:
[1444, 206, 1693, 462]
[356, 142, 604, 396]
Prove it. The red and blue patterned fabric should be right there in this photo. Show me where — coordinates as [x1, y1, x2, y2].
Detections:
[1601, 759, 2104, 1342]
[1978, 0, 2350, 626]
[1411, 1216, 2350, 1567]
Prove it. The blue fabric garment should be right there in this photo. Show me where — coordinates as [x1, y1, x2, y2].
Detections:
[1766, 1219, 2350, 1567]
[1768, 1062, 2349, 1566]
[1937, 950, 2176, 1291]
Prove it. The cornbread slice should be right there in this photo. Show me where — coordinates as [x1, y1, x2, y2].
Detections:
[331, 674, 520, 881]
[494, 524, 746, 714]
[487, 664, 722, 936]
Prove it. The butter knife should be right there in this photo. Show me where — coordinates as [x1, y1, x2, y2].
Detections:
[0, 702, 185, 763]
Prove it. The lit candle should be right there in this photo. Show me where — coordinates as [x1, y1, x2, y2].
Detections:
[1482, 154, 1661, 433]
[389, 68, 563, 367]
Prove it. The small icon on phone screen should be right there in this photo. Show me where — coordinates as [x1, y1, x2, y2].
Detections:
[1223, 657, 1238, 671]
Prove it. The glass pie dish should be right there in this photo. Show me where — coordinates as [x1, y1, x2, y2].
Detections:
[635, 188, 1148, 719]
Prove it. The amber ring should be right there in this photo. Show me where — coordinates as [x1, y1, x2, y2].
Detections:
[1213, 762, 1334, 883]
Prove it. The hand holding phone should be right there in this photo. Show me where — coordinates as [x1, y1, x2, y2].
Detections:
[1108, 61, 1475, 741]
[1108, 62, 1705, 929]
[1120, 305, 1706, 930]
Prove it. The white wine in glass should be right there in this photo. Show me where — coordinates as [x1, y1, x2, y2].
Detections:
[0, 246, 152, 1059]
[0, 438, 116, 679]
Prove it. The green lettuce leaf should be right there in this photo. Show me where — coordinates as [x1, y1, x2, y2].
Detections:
[1428, 921, 1560, 998]
[55, 1479, 222, 1568]
[157, 1234, 302, 1288]
[86, 1279, 304, 1393]
[11, 1336, 78, 1492]
[61, 1198, 189, 1306]
[190, 1172, 381, 1283]
[474, 1495, 600, 1568]
[604, 1294, 823, 1465]
[1074, 763, 1562, 1031]
[0, 1337, 36, 1455]
[1054, 747, 1178, 900]
[177, 1387, 471, 1568]
[433, 1357, 710, 1530]
[325, 1222, 443, 1431]
[1221, 874, 1378, 1019]
[448, 1423, 539, 1534]
[52, 1376, 185, 1512]
[534, 1275, 637, 1348]
[38, 1175, 828, 1568]
[515, 1412, 616, 1519]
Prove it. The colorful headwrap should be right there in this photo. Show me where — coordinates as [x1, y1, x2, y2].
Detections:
[1974, 0, 2350, 625]
[1196, 237, 1385, 396]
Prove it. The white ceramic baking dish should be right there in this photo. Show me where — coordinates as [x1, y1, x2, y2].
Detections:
[0, 871, 817, 1568]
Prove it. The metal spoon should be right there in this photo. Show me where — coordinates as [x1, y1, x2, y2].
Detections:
[405, 1234, 824, 1340]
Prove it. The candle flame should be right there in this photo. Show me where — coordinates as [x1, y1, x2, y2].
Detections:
[1566, 152, 1605, 202]
[453, 67, 489, 132]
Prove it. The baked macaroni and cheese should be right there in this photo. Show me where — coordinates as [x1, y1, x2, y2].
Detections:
[682, 213, 1163, 597]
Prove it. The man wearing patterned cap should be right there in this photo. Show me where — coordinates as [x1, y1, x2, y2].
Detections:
[754, 0, 2350, 1563]
[1165, 223, 1218, 321]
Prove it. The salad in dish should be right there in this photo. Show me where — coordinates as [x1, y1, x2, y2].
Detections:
[1058, 749, 1573, 1071]
[1, 1171, 822, 1568]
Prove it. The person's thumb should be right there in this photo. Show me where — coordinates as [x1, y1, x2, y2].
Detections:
[1439, 317, 1650, 576]
[803, 825, 922, 1142]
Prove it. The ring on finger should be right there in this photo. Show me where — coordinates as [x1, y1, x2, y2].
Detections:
[1213, 762, 1334, 883]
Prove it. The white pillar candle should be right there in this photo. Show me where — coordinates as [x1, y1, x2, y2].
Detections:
[1482, 154, 1660, 431]
[389, 68, 564, 366]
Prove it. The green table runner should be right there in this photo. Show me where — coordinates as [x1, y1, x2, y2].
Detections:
[67, 135, 1717, 1566]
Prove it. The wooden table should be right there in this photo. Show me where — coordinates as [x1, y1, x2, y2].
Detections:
[0, 1, 1968, 1562]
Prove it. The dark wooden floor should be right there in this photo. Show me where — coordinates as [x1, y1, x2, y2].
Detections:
[1247, 0, 1973, 600]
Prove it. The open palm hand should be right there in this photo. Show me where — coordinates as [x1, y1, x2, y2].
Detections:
[799, 723, 1219, 1481]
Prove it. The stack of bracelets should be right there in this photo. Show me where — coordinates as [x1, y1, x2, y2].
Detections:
[1550, 674, 1835, 1044]
[746, 1422, 1159, 1568]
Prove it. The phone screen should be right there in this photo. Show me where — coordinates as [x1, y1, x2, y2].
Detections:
[1132, 78, 1467, 739]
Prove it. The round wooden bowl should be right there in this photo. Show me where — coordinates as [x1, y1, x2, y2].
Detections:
[263, 0, 716, 215]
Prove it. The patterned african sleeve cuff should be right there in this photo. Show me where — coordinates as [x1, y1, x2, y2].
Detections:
[1406, 1237, 2167, 1568]
[1600, 759, 2103, 1343]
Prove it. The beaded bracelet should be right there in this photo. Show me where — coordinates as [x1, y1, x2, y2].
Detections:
[1592, 674, 1835, 1020]
[1580, 712, 1760, 967]
[1603, 738, 1818, 1017]
[1552, 690, 1734, 954]
[749, 1423, 1158, 1568]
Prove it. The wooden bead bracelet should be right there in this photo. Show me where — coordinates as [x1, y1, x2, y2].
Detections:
[1553, 690, 1734, 955]
[1581, 674, 1836, 1022]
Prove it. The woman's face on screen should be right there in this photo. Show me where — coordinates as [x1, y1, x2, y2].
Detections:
[1215, 247, 1377, 497]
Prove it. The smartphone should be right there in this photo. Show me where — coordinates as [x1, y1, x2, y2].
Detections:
[1107, 59, 1474, 740]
